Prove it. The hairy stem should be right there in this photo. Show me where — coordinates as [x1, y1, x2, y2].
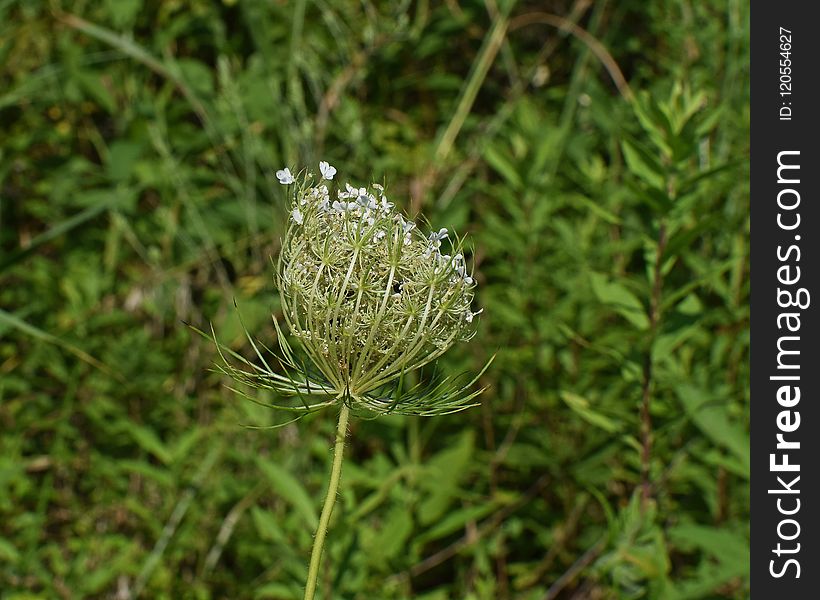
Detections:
[303, 403, 350, 600]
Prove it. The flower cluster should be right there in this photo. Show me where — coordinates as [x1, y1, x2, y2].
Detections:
[275, 163, 482, 411]
[200, 162, 488, 418]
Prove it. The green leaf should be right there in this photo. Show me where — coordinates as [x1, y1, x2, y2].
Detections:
[415, 503, 497, 546]
[75, 70, 116, 113]
[621, 138, 666, 191]
[483, 145, 523, 189]
[589, 272, 650, 330]
[0, 537, 20, 563]
[0, 309, 118, 378]
[176, 58, 214, 97]
[417, 431, 475, 524]
[127, 425, 172, 465]
[503, 442, 553, 468]
[117, 459, 173, 487]
[668, 524, 749, 573]
[254, 582, 300, 599]
[107, 141, 143, 182]
[665, 524, 749, 599]
[632, 93, 674, 156]
[250, 506, 286, 543]
[104, 0, 142, 28]
[677, 385, 750, 477]
[369, 506, 413, 563]
[0, 198, 114, 271]
[560, 391, 623, 433]
[256, 459, 318, 528]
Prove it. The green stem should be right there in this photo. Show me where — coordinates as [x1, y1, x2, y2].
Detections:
[303, 403, 350, 600]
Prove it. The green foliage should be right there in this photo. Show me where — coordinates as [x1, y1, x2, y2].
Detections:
[1, 0, 748, 598]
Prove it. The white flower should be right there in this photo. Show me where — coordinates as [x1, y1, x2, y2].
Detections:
[396, 214, 415, 235]
[319, 161, 336, 180]
[379, 196, 394, 213]
[450, 254, 475, 285]
[305, 185, 330, 207]
[332, 200, 357, 213]
[395, 215, 416, 246]
[291, 207, 304, 225]
[434, 254, 452, 274]
[424, 227, 449, 257]
[453, 254, 467, 276]
[357, 194, 378, 210]
[429, 228, 449, 246]
[276, 167, 294, 185]
[465, 308, 483, 323]
[343, 183, 367, 197]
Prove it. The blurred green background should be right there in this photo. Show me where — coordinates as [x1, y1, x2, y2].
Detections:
[0, 1, 749, 598]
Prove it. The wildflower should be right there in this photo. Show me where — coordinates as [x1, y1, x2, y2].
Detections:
[197, 162, 490, 600]
[208, 163, 486, 416]
[339, 183, 368, 200]
[280, 177, 484, 407]
[465, 308, 483, 323]
[356, 193, 378, 211]
[452, 254, 474, 284]
[435, 254, 451, 274]
[200, 161, 490, 422]
[276, 167, 294, 185]
[395, 214, 416, 246]
[319, 161, 336, 180]
[429, 228, 449, 246]
[425, 227, 449, 257]
[332, 200, 357, 213]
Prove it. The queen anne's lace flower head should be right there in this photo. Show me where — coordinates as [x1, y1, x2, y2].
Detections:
[207, 162, 489, 417]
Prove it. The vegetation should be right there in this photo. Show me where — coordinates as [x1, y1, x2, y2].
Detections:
[1, 1, 749, 598]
